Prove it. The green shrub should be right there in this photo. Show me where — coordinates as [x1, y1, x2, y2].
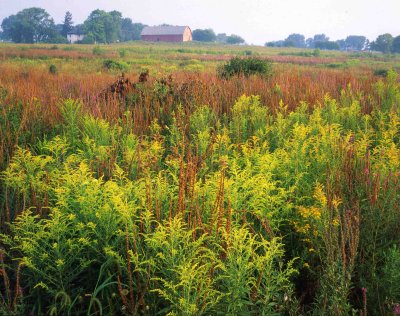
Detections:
[313, 48, 321, 57]
[102, 59, 129, 72]
[326, 62, 345, 68]
[374, 68, 389, 77]
[78, 35, 95, 44]
[48, 64, 57, 74]
[92, 45, 104, 55]
[217, 57, 273, 79]
[118, 49, 127, 58]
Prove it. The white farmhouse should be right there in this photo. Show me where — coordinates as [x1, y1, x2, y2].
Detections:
[67, 33, 85, 44]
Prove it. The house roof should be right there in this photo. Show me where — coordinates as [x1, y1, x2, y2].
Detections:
[141, 26, 190, 36]
[67, 25, 85, 36]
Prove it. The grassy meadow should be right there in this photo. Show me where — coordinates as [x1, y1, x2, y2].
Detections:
[0, 41, 399, 315]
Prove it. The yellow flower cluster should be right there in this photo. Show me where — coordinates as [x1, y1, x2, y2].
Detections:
[298, 206, 321, 220]
[293, 221, 311, 234]
[332, 218, 340, 227]
[313, 183, 327, 207]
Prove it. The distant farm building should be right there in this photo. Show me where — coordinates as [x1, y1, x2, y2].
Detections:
[67, 25, 85, 43]
[67, 33, 85, 43]
[141, 26, 192, 42]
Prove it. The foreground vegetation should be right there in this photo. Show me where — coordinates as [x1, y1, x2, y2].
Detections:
[0, 42, 399, 315]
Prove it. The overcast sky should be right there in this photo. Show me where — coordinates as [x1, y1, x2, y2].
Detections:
[0, 0, 399, 45]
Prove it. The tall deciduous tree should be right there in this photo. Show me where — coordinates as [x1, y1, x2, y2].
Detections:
[314, 34, 329, 42]
[315, 41, 339, 50]
[392, 35, 400, 54]
[217, 33, 228, 43]
[83, 10, 107, 43]
[306, 34, 329, 48]
[120, 18, 145, 41]
[61, 11, 73, 37]
[226, 34, 245, 45]
[192, 29, 216, 42]
[1, 7, 56, 43]
[371, 33, 394, 53]
[106, 11, 122, 43]
[336, 39, 346, 50]
[284, 34, 305, 48]
[344, 35, 367, 51]
[83, 9, 122, 43]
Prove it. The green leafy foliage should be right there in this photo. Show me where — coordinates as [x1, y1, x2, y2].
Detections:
[48, 64, 57, 74]
[102, 59, 129, 72]
[217, 57, 273, 79]
[1, 7, 57, 43]
[381, 246, 400, 310]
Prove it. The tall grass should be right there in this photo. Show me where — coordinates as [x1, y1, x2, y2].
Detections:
[0, 45, 399, 315]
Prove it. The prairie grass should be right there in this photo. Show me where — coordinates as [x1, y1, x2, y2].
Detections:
[0, 42, 399, 315]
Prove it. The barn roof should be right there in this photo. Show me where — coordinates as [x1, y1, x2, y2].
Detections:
[141, 26, 190, 36]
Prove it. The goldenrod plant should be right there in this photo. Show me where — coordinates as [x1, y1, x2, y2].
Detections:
[0, 43, 399, 314]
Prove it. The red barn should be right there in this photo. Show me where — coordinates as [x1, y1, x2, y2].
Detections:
[141, 26, 192, 42]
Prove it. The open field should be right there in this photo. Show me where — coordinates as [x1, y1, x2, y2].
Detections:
[0, 42, 399, 315]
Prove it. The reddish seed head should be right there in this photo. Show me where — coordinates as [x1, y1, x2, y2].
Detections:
[361, 287, 367, 294]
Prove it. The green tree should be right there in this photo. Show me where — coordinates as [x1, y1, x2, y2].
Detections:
[392, 35, 400, 54]
[344, 35, 367, 51]
[83, 9, 122, 43]
[371, 33, 394, 53]
[120, 18, 145, 41]
[226, 34, 245, 44]
[61, 11, 73, 37]
[216, 33, 227, 43]
[336, 39, 346, 50]
[306, 34, 329, 48]
[305, 38, 313, 48]
[83, 9, 107, 43]
[284, 33, 305, 47]
[315, 41, 339, 50]
[192, 29, 216, 42]
[314, 34, 329, 42]
[1, 7, 56, 43]
[265, 40, 284, 47]
[106, 10, 122, 43]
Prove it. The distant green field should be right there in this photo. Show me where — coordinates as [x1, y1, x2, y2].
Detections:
[1, 41, 399, 75]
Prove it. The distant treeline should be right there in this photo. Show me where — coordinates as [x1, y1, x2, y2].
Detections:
[0, 7, 247, 45]
[1, 7, 399, 52]
[192, 29, 245, 44]
[266, 33, 400, 53]
[0, 8, 146, 44]
[182, 29, 400, 54]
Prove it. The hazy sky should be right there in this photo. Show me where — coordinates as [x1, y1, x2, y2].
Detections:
[0, 0, 399, 45]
